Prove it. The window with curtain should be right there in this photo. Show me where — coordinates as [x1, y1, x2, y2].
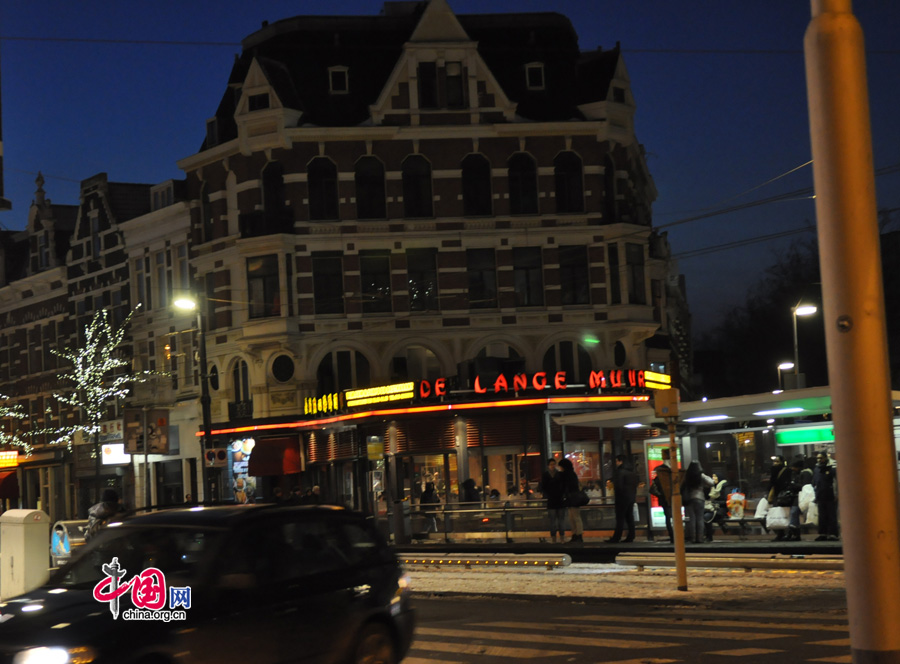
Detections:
[247, 254, 281, 319]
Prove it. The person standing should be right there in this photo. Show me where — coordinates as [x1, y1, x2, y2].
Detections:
[767, 455, 793, 541]
[813, 451, 839, 541]
[606, 454, 638, 543]
[419, 482, 440, 534]
[540, 458, 567, 543]
[681, 461, 714, 544]
[652, 449, 675, 542]
[558, 457, 584, 543]
[704, 473, 728, 542]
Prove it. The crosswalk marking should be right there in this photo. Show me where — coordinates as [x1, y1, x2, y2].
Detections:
[413, 640, 574, 658]
[569, 614, 848, 633]
[482, 620, 787, 642]
[808, 656, 852, 663]
[416, 626, 681, 650]
[668, 607, 846, 622]
[808, 638, 851, 647]
[705, 647, 784, 656]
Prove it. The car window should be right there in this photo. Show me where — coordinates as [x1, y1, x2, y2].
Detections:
[55, 526, 220, 589]
[337, 519, 394, 567]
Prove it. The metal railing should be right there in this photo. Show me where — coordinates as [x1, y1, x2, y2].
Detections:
[383, 496, 655, 544]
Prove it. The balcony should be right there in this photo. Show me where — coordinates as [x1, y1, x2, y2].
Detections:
[228, 399, 254, 421]
[238, 209, 294, 238]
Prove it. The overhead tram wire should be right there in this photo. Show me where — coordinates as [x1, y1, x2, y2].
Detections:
[672, 226, 816, 261]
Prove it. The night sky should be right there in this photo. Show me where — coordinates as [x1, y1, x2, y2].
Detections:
[2, 1, 899, 335]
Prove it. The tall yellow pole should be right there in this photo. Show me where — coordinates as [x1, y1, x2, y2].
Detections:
[667, 419, 688, 591]
[804, 2, 900, 662]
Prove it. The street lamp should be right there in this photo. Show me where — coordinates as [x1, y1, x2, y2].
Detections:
[777, 361, 795, 391]
[173, 293, 212, 503]
[790, 302, 818, 389]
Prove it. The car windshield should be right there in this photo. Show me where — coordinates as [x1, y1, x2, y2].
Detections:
[51, 524, 222, 589]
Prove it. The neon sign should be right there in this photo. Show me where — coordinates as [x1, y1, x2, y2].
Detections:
[345, 382, 415, 408]
[0, 451, 18, 468]
[419, 369, 658, 399]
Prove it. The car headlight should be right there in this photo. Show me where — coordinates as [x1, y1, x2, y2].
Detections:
[13, 646, 97, 664]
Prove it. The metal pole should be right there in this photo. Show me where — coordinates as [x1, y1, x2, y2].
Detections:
[142, 405, 150, 509]
[792, 310, 800, 376]
[667, 419, 688, 591]
[197, 306, 212, 503]
[805, 2, 900, 662]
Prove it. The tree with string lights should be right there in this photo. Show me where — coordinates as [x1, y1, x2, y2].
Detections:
[0, 396, 29, 454]
[44, 306, 154, 501]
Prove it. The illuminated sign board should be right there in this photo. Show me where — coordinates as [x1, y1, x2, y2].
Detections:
[345, 382, 415, 408]
[419, 369, 665, 399]
[304, 393, 344, 416]
[101, 444, 132, 465]
[0, 451, 19, 468]
[776, 426, 834, 446]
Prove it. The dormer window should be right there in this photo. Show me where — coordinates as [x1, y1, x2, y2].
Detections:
[613, 86, 626, 103]
[525, 62, 545, 91]
[37, 233, 49, 269]
[248, 93, 270, 111]
[329, 66, 349, 94]
[206, 118, 218, 148]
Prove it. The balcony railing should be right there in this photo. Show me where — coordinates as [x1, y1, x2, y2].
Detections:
[228, 399, 254, 420]
[238, 209, 294, 238]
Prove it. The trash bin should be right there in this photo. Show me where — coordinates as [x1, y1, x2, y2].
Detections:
[1, 509, 50, 599]
[50, 520, 89, 568]
[391, 499, 411, 545]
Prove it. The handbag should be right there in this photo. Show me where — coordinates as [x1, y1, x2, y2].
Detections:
[567, 489, 589, 507]
[775, 489, 795, 507]
[766, 505, 790, 529]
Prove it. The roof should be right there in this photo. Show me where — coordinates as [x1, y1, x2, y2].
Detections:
[117, 503, 348, 529]
[552, 386, 900, 430]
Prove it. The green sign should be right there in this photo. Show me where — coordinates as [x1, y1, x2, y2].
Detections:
[776, 427, 834, 446]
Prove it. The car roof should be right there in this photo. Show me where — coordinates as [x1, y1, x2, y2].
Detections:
[115, 503, 350, 529]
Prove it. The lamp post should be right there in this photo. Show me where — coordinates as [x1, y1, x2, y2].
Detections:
[777, 361, 795, 391]
[790, 303, 818, 389]
[173, 293, 212, 503]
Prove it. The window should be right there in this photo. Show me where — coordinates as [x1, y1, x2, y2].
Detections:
[542, 341, 592, 383]
[206, 118, 218, 148]
[407, 249, 438, 312]
[156, 251, 168, 310]
[625, 243, 646, 304]
[355, 157, 386, 220]
[90, 212, 101, 257]
[613, 86, 626, 103]
[307, 158, 338, 221]
[392, 345, 441, 383]
[525, 62, 545, 90]
[603, 154, 618, 222]
[312, 253, 344, 315]
[513, 247, 543, 307]
[38, 233, 49, 269]
[262, 161, 286, 213]
[176, 244, 190, 291]
[248, 93, 270, 111]
[233, 359, 250, 402]
[272, 355, 295, 383]
[608, 243, 621, 304]
[559, 245, 589, 305]
[247, 254, 281, 319]
[461, 154, 492, 216]
[360, 251, 392, 314]
[508, 153, 538, 215]
[445, 61, 465, 109]
[200, 182, 214, 243]
[417, 62, 438, 109]
[328, 67, 348, 94]
[402, 155, 433, 218]
[466, 248, 497, 309]
[317, 350, 371, 393]
[554, 151, 584, 213]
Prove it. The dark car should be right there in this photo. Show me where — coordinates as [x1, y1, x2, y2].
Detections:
[0, 504, 414, 664]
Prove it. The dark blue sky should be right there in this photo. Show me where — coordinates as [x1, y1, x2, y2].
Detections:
[2, 1, 899, 335]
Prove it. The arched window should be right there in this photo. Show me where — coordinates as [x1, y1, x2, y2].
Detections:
[402, 155, 433, 218]
[317, 350, 371, 394]
[603, 154, 618, 222]
[554, 151, 584, 213]
[307, 157, 339, 221]
[391, 345, 441, 383]
[461, 154, 492, 216]
[230, 359, 252, 420]
[508, 153, 538, 215]
[262, 161, 285, 212]
[355, 157, 386, 220]
[542, 341, 592, 384]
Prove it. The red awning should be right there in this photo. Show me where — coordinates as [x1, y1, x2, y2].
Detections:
[0, 470, 19, 500]
[248, 437, 303, 476]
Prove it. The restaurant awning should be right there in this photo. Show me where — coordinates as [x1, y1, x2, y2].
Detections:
[0, 470, 19, 500]
[248, 437, 303, 476]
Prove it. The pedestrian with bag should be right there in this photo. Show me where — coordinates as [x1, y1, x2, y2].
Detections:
[813, 451, 839, 540]
[606, 454, 638, 543]
[650, 449, 675, 542]
[681, 461, 714, 544]
[558, 457, 586, 543]
[419, 482, 441, 534]
[766, 455, 793, 541]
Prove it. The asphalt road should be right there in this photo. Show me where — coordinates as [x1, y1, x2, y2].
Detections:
[406, 594, 851, 664]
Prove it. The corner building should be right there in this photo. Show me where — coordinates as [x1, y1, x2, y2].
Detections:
[176, 1, 689, 509]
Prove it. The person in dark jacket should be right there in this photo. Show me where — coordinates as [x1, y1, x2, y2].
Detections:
[85, 489, 122, 541]
[460, 478, 480, 504]
[606, 454, 638, 543]
[768, 455, 793, 541]
[785, 459, 806, 541]
[558, 457, 584, 543]
[419, 482, 440, 533]
[540, 458, 567, 543]
[813, 451, 839, 540]
[652, 449, 675, 542]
